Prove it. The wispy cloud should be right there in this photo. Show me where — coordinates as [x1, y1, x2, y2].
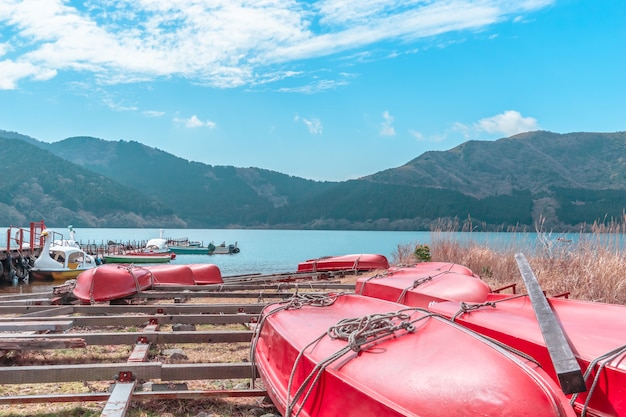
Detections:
[0, 0, 554, 90]
[143, 110, 165, 118]
[380, 110, 396, 136]
[295, 114, 323, 134]
[174, 115, 216, 129]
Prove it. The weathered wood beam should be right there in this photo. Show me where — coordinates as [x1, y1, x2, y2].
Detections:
[3, 313, 259, 326]
[0, 303, 266, 315]
[0, 389, 268, 404]
[0, 362, 255, 384]
[515, 253, 587, 395]
[0, 330, 254, 345]
[0, 320, 73, 332]
[0, 337, 86, 350]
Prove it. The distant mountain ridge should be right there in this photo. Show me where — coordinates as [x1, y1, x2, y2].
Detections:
[1, 128, 625, 231]
[366, 131, 626, 198]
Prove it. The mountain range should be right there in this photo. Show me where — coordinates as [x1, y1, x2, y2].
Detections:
[1, 129, 625, 231]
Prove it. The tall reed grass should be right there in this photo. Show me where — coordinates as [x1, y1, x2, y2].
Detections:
[390, 221, 626, 305]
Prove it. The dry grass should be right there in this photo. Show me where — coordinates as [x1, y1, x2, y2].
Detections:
[391, 226, 626, 304]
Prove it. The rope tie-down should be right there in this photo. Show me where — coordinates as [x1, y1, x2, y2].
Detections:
[249, 292, 348, 386]
[570, 344, 626, 417]
[282, 306, 434, 417]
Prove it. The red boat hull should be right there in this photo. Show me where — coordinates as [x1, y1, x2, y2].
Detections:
[187, 263, 222, 284]
[253, 294, 575, 417]
[429, 294, 626, 417]
[355, 263, 491, 308]
[144, 264, 223, 285]
[73, 264, 153, 302]
[296, 254, 389, 273]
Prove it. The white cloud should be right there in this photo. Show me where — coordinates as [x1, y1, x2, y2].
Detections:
[174, 115, 216, 129]
[0, 0, 555, 89]
[475, 110, 539, 136]
[304, 117, 323, 134]
[0, 59, 56, 89]
[380, 110, 395, 136]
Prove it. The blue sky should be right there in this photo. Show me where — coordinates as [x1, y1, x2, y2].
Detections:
[1, 0, 624, 181]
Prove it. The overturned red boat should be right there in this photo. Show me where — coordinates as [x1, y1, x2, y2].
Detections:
[187, 263, 222, 284]
[252, 293, 576, 417]
[429, 293, 626, 417]
[296, 253, 389, 273]
[73, 264, 153, 303]
[144, 263, 223, 285]
[355, 262, 491, 308]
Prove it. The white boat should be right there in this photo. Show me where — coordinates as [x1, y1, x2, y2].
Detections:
[29, 228, 98, 281]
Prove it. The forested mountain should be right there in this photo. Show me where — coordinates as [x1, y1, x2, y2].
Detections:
[1, 129, 625, 231]
[0, 136, 181, 227]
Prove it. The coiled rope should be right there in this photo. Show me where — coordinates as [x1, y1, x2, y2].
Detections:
[284, 307, 433, 417]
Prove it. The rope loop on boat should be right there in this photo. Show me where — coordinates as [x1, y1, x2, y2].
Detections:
[451, 301, 496, 321]
[571, 343, 626, 416]
[328, 311, 416, 352]
[249, 292, 348, 389]
[396, 276, 433, 303]
[286, 292, 342, 308]
[357, 271, 389, 294]
[284, 307, 428, 417]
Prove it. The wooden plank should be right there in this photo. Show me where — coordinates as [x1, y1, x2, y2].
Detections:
[101, 380, 137, 417]
[138, 290, 298, 299]
[0, 298, 51, 306]
[0, 320, 73, 332]
[0, 330, 254, 345]
[0, 337, 86, 350]
[0, 303, 266, 315]
[515, 253, 587, 394]
[151, 282, 354, 291]
[127, 343, 150, 362]
[0, 292, 52, 301]
[0, 389, 268, 404]
[161, 362, 253, 380]
[0, 313, 260, 327]
[0, 362, 255, 384]
[19, 305, 75, 318]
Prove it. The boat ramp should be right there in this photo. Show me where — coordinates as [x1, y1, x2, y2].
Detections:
[0, 269, 358, 416]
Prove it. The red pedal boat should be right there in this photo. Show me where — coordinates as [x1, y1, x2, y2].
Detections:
[429, 293, 626, 417]
[252, 293, 576, 417]
[355, 262, 491, 308]
[296, 254, 389, 273]
[73, 264, 153, 303]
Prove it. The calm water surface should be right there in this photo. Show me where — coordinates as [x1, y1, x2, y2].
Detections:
[0, 227, 581, 293]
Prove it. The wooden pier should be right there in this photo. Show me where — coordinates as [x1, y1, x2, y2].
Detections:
[0, 270, 359, 416]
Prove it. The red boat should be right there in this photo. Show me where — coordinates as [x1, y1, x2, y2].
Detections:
[144, 264, 196, 285]
[296, 254, 389, 273]
[144, 264, 223, 285]
[429, 293, 626, 417]
[187, 263, 222, 284]
[355, 262, 491, 308]
[252, 293, 576, 417]
[73, 264, 153, 303]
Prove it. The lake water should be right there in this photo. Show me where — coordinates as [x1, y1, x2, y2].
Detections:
[0, 227, 593, 293]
